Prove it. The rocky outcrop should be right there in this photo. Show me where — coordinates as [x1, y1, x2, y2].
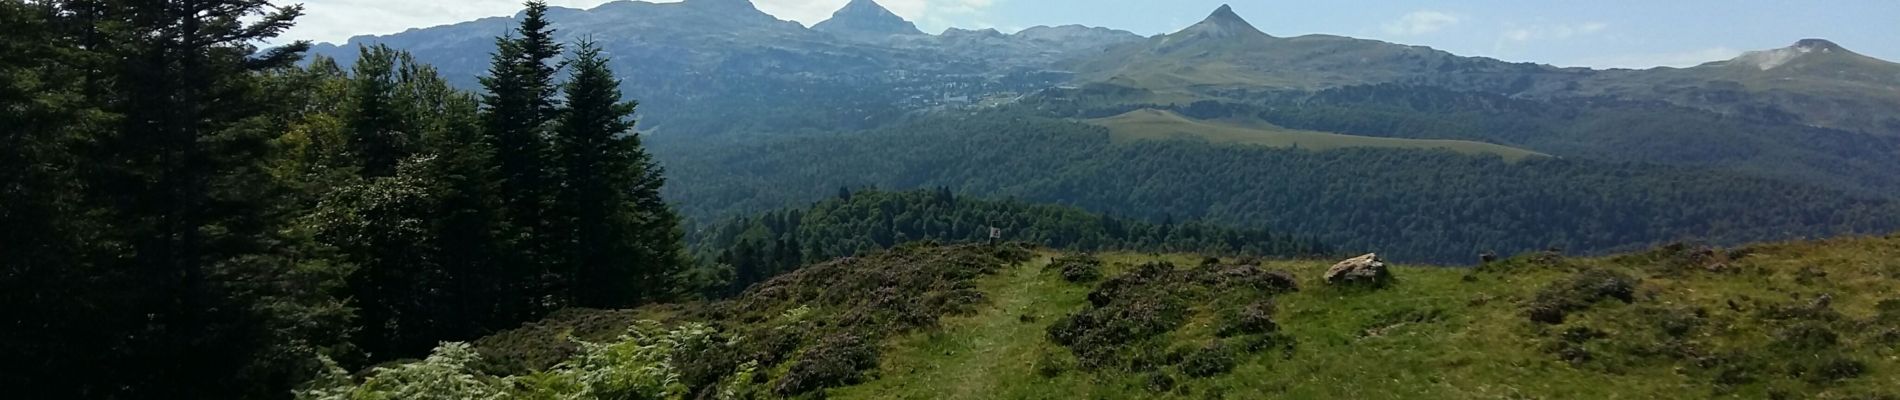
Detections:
[1325, 253, 1391, 286]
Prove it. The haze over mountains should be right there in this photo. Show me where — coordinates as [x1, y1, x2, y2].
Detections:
[305, 0, 1900, 261]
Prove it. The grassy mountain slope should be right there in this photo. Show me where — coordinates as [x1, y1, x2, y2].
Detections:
[1086, 108, 1547, 162]
[328, 235, 1900, 399]
[831, 237, 1900, 399]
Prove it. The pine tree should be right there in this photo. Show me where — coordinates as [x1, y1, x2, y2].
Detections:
[554, 39, 687, 307]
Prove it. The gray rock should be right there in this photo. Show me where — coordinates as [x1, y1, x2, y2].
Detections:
[1325, 253, 1391, 286]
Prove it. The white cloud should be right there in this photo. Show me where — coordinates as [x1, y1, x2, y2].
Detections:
[1499, 21, 1610, 43]
[1571, 46, 1743, 69]
[280, 0, 1000, 44]
[1382, 11, 1461, 36]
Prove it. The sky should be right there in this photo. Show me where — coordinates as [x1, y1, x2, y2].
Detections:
[279, 0, 1900, 69]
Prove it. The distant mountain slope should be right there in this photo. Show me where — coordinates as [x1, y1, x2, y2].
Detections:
[662, 113, 1900, 263]
[1570, 39, 1900, 136]
[304, 0, 1141, 136]
[1061, 5, 1900, 136]
[1031, 84, 1900, 196]
[1062, 5, 1578, 99]
[1086, 108, 1548, 162]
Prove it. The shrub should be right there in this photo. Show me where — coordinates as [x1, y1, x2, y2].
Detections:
[1180, 343, 1238, 378]
[1206, 265, 1300, 294]
[1034, 349, 1072, 378]
[1773, 321, 1839, 350]
[1144, 372, 1177, 393]
[774, 333, 879, 396]
[1791, 356, 1867, 384]
[1050, 254, 1104, 283]
[1218, 301, 1279, 337]
[1524, 269, 1638, 324]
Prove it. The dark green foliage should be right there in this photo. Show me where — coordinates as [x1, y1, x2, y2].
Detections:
[1180, 343, 1239, 378]
[1774, 322, 1840, 350]
[1052, 254, 1106, 283]
[471, 308, 648, 375]
[1525, 269, 1639, 324]
[1219, 301, 1281, 337]
[552, 39, 687, 308]
[1049, 260, 1294, 375]
[774, 333, 879, 396]
[692, 189, 1325, 296]
[706, 244, 1030, 395]
[0, 0, 345, 397]
[665, 112, 1900, 264]
[1794, 357, 1868, 384]
[480, 0, 569, 319]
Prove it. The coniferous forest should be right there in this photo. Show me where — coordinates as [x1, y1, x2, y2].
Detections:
[2, 2, 684, 397]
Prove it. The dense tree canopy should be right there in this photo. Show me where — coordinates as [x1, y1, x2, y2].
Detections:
[689, 188, 1327, 296]
[0, 1, 689, 397]
[662, 111, 1900, 263]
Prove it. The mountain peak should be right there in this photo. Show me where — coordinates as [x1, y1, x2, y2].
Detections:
[1728, 38, 1865, 71]
[1175, 4, 1268, 39]
[813, 0, 924, 36]
[1792, 38, 1845, 52]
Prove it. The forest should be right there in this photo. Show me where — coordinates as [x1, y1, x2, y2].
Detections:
[662, 111, 1900, 263]
[688, 188, 1328, 297]
[2, 1, 687, 397]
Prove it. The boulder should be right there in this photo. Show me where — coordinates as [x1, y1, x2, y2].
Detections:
[1325, 253, 1391, 286]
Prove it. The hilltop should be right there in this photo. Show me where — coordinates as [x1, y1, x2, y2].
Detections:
[311, 235, 1900, 398]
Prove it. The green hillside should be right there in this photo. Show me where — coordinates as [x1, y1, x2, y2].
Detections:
[1086, 108, 1547, 162]
[312, 235, 1900, 399]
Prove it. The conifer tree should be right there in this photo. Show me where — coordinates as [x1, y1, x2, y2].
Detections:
[481, 0, 569, 317]
[554, 39, 688, 307]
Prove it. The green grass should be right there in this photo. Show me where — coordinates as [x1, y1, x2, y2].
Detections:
[455, 237, 1900, 399]
[827, 236, 1900, 399]
[1086, 108, 1549, 162]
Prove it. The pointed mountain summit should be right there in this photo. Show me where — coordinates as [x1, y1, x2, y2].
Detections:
[1174, 4, 1269, 40]
[813, 0, 924, 37]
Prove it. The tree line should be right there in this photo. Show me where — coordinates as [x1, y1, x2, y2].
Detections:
[1, 1, 684, 398]
[687, 188, 1328, 297]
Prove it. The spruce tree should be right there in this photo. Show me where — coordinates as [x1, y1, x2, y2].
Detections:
[1, 0, 325, 397]
[480, 0, 568, 317]
[554, 39, 687, 307]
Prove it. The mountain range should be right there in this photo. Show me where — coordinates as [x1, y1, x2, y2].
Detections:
[309, 1, 1900, 138]
[305, 0, 1900, 260]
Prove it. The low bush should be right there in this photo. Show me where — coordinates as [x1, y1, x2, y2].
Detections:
[1050, 254, 1104, 283]
[1180, 343, 1238, 378]
[1772, 321, 1839, 350]
[1524, 269, 1638, 324]
[773, 333, 879, 396]
[1218, 301, 1280, 337]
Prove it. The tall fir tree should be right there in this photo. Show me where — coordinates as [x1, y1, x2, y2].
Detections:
[0, 0, 332, 397]
[480, 0, 568, 318]
[554, 40, 688, 307]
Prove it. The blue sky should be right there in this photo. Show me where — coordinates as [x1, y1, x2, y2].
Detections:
[281, 0, 1900, 69]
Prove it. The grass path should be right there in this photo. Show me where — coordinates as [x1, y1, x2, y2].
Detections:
[830, 254, 1096, 399]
